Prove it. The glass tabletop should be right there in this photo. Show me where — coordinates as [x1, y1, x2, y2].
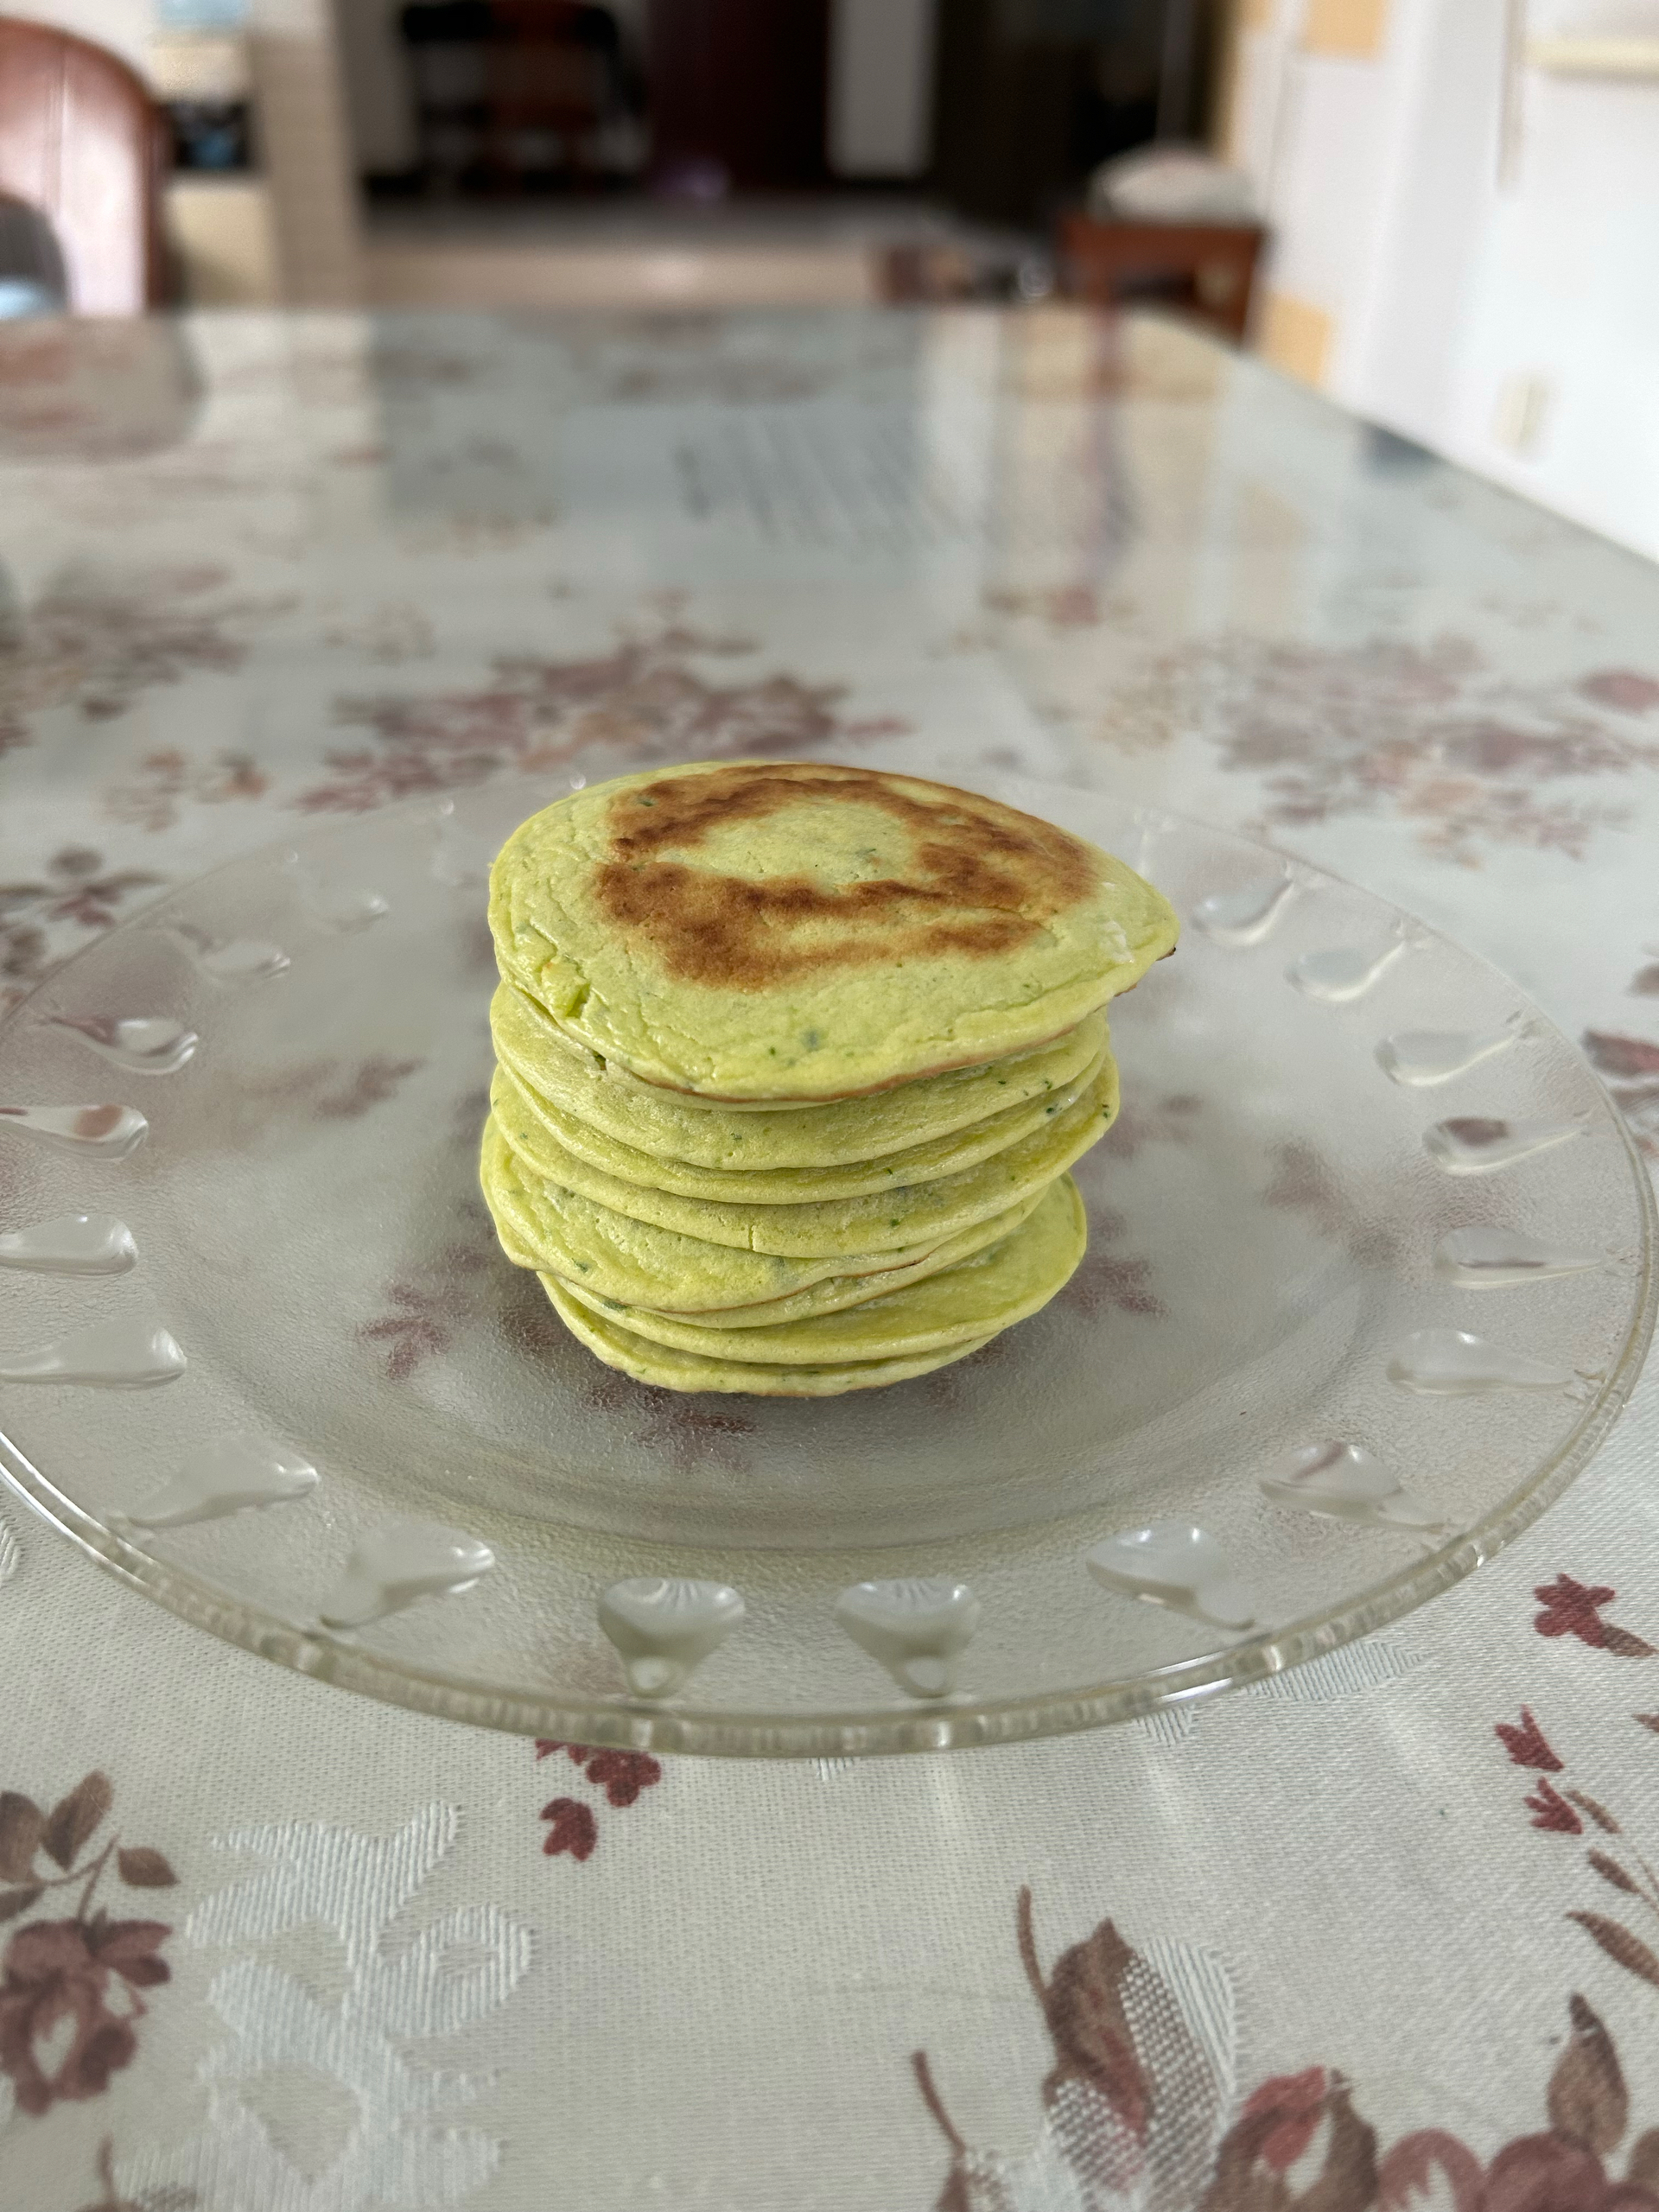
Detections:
[3, 304, 1656, 1087]
[3, 302, 1658, 1746]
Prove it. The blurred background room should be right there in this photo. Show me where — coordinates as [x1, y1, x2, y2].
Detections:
[6, 9, 1659, 2210]
[0, 0, 1656, 560]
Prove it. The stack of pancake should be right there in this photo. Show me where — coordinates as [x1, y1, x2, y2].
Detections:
[480, 761, 1179, 1395]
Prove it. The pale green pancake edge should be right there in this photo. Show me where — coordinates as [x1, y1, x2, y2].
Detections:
[490, 1056, 1119, 1258]
[629, 1184, 1049, 1327]
[480, 1116, 1029, 1313]
[543, 1274, 1002, 1397]
[563, 1173, 1086, 1364]
[495, 1013, 1109, 1205]
[493, 979, 1109, 1168]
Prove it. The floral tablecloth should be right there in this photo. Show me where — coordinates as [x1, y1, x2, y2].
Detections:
[2, 305, 1658, 2212]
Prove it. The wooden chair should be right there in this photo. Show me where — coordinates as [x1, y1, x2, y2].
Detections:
[0, 15, 165, 312]
[400, 0, 492, 193]
[481, 0, 613, 188]
[400, 0, 620, 192]
[1057, 213, 1265, 346]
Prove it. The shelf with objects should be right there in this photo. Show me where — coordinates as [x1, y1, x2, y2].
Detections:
[149, 8, 281, 305]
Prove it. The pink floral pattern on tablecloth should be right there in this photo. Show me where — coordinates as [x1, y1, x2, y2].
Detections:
[302, 631, 901, 813]
[535, 1742, 664, 1861]
[0, 1772, 177, 2119]
[1534, 1575, 1656, 1656]
[1093, 632, 1659, 864]
[1501, 1576, 1659, 2000]
[912, 1886, 1659, 2211]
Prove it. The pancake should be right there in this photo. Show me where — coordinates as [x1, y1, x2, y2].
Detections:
[491, 980, 1108, 1167]
[488, 760, 1179, 1101]
[480, 1116, 1047, 1315]
[491, 1055, 1118, 1257]
[633, 1185, 1049, 1327]
[543, 1275, 1001, 1396]
[496, 1007, 1109, 1205]
[563, 1173, 1085, 1367]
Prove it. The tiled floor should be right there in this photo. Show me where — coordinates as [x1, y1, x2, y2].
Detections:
[358, 194, 1027, 309]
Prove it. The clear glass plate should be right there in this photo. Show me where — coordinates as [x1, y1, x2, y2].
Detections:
[0, 772, 1652, 1755]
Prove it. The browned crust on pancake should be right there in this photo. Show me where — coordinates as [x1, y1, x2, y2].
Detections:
[591, 762, 1103, 994]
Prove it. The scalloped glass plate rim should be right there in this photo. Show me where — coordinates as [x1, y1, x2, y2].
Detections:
[0, 792, 1653, 1758]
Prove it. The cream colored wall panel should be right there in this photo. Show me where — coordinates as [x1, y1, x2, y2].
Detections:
[249, 0, 363, 307]
[1224, 24, 1284, 179]
[1258, 290, 1335, 385]
[1302, 0, 1391, 58]
[167, 176, 282, 306]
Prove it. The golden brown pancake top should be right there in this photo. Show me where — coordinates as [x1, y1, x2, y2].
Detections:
[592, 761, 1103, 992]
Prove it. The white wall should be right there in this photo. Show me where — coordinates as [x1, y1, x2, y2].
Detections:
[1228, 0, 1659, 563]
[1339, 0, 1507, 442]
[1442, 27, 1659, 557]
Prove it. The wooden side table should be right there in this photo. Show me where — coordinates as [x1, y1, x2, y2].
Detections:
[1056, 213, 1266, 345]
